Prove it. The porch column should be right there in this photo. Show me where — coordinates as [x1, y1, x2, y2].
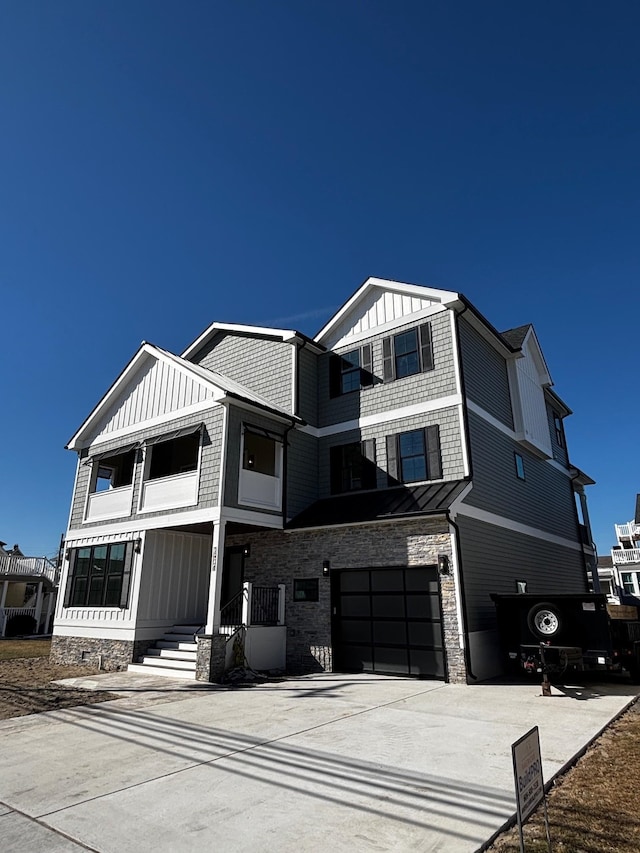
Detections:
[0, 580, 8, 609]
[34, 581, 44, 630]
[205, 520, 227, 634]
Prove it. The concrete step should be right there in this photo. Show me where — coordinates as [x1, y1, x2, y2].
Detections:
[146, 648, 197, 662]
[156, 640, 198, 652]
[162, 632, 198, 644]
[127, 663, 196, 680]
[140, 655, 195, 671]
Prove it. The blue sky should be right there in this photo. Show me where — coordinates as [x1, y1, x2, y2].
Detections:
[1, 1, 638, 558]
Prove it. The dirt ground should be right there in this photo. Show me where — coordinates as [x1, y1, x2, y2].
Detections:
[0, 640, 117, 720]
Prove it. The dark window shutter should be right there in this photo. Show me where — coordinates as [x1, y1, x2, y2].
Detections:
[360, 344, 373, 387]
[361, 438, 377, 489]
[425, 425, 442, 480]
[382, 337, 395, 383]
[119, 541, 135, 608]
[419, 322, 434, 372]
[386, 434, 399, 485]
[330, 446, 343, 494]
[329, 355, 342, 398]
[63, 550, 75, 608]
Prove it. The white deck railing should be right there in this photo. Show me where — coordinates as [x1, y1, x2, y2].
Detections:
[0, 606, 38, 637]
[615, 523, 640, 541]
[611, 548, 640, 565]
[0, 554, 59, 585]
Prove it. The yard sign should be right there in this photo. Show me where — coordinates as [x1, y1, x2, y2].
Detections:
[511, 726, 551, 852]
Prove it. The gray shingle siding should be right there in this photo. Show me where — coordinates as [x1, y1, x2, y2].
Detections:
[193, 332, 293, 414]
[318, 311, 457, 428]
[297, 346, 318, 425]
[318, 406, 465, 498]
[68, 407, 225, 530]
[463, 410, 580, 540]
[286, 430, 318, 520]
[456, 514, 587, 632]
[459, 317, 514, 429]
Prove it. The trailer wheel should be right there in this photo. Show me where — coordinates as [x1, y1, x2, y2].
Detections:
[527, 602, 563, 640]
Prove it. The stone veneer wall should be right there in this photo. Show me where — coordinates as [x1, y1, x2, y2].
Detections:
[226, 516, 467, 684]
[195, 634, 227, 682]
[50, 636, 151, 671]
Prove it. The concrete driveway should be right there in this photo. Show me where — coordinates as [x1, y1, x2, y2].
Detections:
[1, 672, 637, 853]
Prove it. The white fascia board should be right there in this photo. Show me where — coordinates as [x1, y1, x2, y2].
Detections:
[221, 507, 284, 529]
[297, 395, 462, 438]
[181, 321, 317, 360]
[314, 277, 460, 345]
[224, 396, 300, 426]
[66, 507, 220, 542]
[456, 502, 583, 552]
[67, 344, 228, 451]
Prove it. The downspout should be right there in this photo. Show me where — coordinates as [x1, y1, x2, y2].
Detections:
[449, 303, 477, 682]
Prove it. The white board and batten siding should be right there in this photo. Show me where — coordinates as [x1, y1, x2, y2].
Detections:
[509, 338, 553, 459]
[136, 530, 211, 628]
[93, 355, 215, 440]
[324, 287, 441, 349]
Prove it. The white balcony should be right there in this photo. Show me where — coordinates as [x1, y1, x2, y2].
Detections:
[238, 468, 282, 511]
[615, 523, 640, 541]
[0, 554, 58, 585]
[139, 470, 199, 513]
[86, 485, 134, 522]
[611, 548, 640, 566]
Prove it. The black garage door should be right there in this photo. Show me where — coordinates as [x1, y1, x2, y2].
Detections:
[331, 566, 444, 678]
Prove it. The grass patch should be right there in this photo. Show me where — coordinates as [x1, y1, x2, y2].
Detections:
[0, 638, 52, 660]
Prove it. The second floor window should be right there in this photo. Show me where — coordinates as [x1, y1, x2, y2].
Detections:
[148, 432, 200, 479]
[90, 446, 137, 492]
[383, 322, 434, 382]
[386, 425, 442, 486]
[330, 440, 377, 493]
[329, 344, 373, 397]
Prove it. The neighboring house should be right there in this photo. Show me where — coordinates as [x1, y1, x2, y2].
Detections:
[609, 496, 640, 601]
[51, 277, 595, 683]
[0, 541, 59, 637]
[593, 555, 618, 603]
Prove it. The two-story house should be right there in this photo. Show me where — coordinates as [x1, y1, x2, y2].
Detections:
[608, 495, 640, 601]
[51, 277, 595, 683]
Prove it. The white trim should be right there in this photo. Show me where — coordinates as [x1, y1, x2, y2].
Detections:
[298, 395, 462, 438]
[86, 400, 219, 449]
[182, 322, 322, 360]
[218, 403, 230, 513]
[449, 310, 470, 478]
[456, 502, 583, 552]
[327, 303, 448, 349]
[222, 506, 284, 529]
[291, 344, 297, 415]
[53, 625, 137, 640]
[314, 277, 460, 344]
[447, 482, 474, 519]
[447, 524, 466, 652]
[66, 507, 220, 542]
[66, 456, 81, 532]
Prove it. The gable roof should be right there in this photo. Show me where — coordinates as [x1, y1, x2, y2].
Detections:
[500, 324, 532, 349]
[181, 322, 323, 361]
[314, 277, 463, 348]
[66, 343, 300, 450]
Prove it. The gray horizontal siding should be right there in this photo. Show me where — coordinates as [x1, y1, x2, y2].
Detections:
[456, 514, 588, 632]
[318, 406, 464, 498]
[464, 410, 579, 540]
[286, 430, 319, 520]
[194, 332, 293, 414]
[459, 317, 514, 428]
[318, 311, 457, 428]
[68, 407, 225, 530]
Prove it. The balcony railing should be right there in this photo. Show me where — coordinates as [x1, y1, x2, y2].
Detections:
[219, 582, 285, 632]
[615, 523, 640, 541]
[0, 554, 59, 585]
[611, 548, 640, 565]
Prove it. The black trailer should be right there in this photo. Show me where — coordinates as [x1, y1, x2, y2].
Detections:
[491, 593, 640, 681]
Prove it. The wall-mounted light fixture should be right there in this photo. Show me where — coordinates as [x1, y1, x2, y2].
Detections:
[134, 538, 142, 554]
[516, 580, 528, 594]
[243, 544, 251, 559]
[437, 554, 450, 576]
[322, 560, 331, 577]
